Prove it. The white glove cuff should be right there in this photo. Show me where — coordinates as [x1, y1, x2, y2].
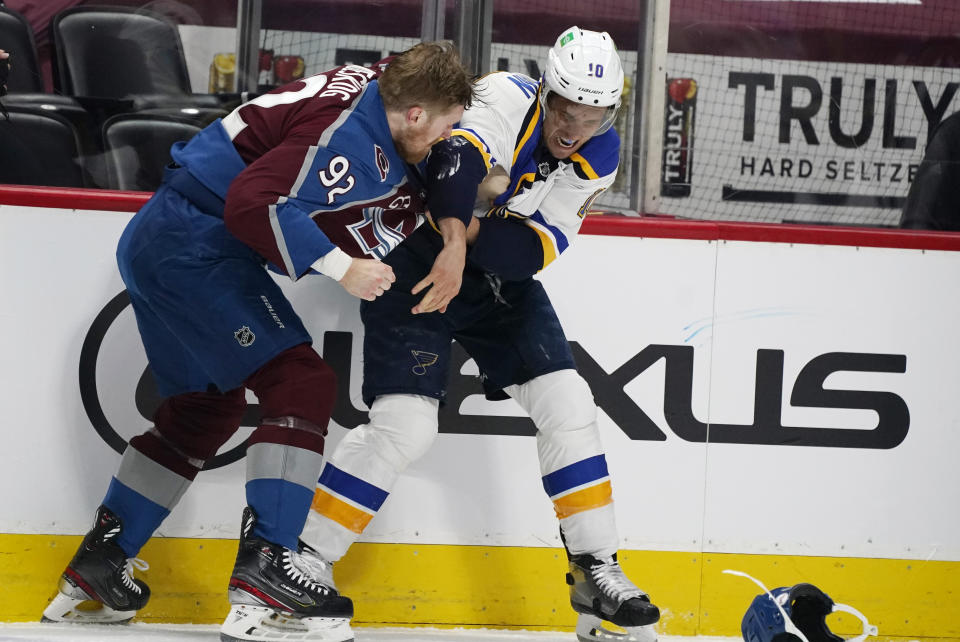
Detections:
[311, 247, 353, 281]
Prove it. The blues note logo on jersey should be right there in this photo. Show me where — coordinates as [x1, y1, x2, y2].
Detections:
[234, 326, 256, 347]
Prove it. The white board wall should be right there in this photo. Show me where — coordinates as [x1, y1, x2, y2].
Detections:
[2, 204, 957, 562]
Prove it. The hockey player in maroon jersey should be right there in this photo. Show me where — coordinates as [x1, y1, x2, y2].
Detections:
[42, 42, 474, 642]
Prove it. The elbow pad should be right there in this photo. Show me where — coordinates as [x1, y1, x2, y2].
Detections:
[425, 137, 487, 227]
[468, 217, 544, 281]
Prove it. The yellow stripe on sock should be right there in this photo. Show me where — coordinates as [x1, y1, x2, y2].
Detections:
[552, 480, 612, 519]
[311, 488, 374, 534]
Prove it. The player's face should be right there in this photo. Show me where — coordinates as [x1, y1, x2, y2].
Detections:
[396, 103, 465, 163]
[542, 94, 609, 159]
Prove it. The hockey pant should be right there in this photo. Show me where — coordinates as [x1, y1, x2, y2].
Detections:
[301, 368, 619, 562]
[103, 343, 336, 556]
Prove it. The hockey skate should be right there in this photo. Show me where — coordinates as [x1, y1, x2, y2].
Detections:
[567, 553, 660, 642]
[220, 506, 353, 642]
[41, 505, 150, 624]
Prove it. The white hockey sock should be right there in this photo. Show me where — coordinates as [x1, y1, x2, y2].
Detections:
[507, 370, 620, 557]
[300, 394, 439, 562]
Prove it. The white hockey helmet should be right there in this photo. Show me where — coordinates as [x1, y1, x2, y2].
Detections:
[541, 26, 624, 135]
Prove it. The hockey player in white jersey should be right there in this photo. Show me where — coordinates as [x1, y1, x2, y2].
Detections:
[302, 27, 660, 642]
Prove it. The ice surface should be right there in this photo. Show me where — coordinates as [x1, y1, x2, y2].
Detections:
[0, 623, 740, 642]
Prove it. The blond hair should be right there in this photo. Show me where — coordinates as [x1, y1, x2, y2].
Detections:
[379, 41, 475, 113]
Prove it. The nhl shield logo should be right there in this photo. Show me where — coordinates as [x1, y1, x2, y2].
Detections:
[538, 161, 551, 177]
[234, 325, 256, 347]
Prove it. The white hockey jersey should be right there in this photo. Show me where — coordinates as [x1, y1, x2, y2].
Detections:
[453, 71, 620, 270]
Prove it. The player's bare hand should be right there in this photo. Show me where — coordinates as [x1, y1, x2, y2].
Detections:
[339, 258, 395, 301]
[411, 242, 465, 314]
[412, 215, 468, 314]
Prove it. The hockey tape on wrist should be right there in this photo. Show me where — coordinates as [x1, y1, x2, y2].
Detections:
[311, 247, 353, 281]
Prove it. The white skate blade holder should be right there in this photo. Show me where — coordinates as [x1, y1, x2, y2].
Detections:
[723, 569, 879, 642]
[576, 613, 658, 642]
[41, 590, 137, 624]
[220, 603, 354, 642]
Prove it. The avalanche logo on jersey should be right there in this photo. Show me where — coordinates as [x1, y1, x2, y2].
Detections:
[347, 206, 410, 259]
[374, 144, 389, 182]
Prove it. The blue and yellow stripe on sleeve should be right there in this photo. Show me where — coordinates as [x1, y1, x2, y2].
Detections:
[311, 463, 389, 534]
[569, 129, 620, 180]
[541, 454, 613, 519]
[451, 128, 496, 171]
[569, 153, 600, 180]
[513, 94, 542, 168]
[525, 210, 570, 270]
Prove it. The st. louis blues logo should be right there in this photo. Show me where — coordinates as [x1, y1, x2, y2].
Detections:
[234, 325, 256, 347]
[411, 350, 439, 375]
[374, 144, 389, 181]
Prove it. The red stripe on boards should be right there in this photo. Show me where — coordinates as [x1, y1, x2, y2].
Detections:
[3, 185, 959, 251]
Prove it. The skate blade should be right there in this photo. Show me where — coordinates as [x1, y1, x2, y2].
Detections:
[41, 590, 136, 624]
[576, 614, 657, 642]
[220, 603, 353, 642]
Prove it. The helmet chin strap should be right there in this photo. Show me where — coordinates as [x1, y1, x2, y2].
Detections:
[831, 603, 879, 642]
[723, 569, 879, 642]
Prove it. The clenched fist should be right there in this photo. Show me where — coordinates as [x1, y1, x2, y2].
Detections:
[339, 257, 395, 301]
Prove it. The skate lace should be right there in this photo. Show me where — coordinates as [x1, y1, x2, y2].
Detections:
[295, 548, 336, 589]
[283, 550, 331, 594]
[120, 558, 149, 594]
[591, 558, 644, 601]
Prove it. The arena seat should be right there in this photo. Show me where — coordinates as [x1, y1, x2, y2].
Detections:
[102, 113, 202, 191]
[0, 107, 88, 187]
[0, 5, 45, 93]
[0, 6, 93, 141]
[51, 6, 221, 111]
[135, 105, 229, 127]
[0, 3, 109, 172]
